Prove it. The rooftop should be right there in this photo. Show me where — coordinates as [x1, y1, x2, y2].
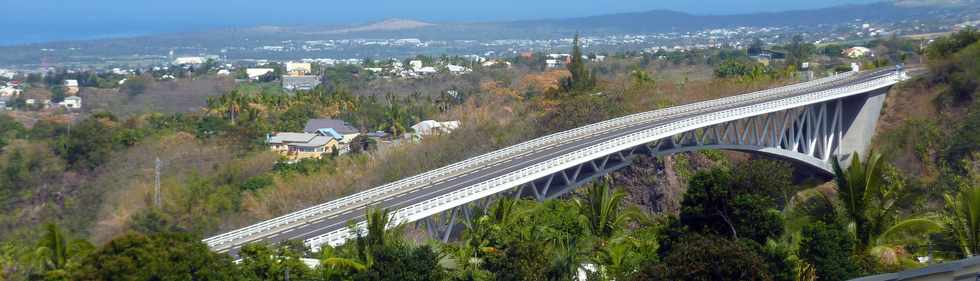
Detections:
[304, 119, 358, 134]
[268, 132, 316, 144]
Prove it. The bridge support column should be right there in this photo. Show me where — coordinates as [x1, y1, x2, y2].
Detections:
[837, 87, 889, 165]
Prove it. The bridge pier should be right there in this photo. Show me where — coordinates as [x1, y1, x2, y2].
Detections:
[837, 87, 889, 165]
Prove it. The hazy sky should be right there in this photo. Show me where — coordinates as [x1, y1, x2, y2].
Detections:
[1, 0, 881, 44]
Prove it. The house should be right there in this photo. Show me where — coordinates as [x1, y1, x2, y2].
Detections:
[64, 79, 79, 95]
[446, 64, 471, 74]
[282, 75, 321, 91]
[246, 68, 275, 80]
[174, 57, 207, 65]
[843, 46, 873, 58]
[0, 86, 20, 97]
[267, 132, 338, 161]
[409, 60, 424, 70]
[304, 119, 360, 153]
[411, 120, 460, 136]
[285, 62, 312, 75]
[546, 59, 561, 68]
[481, 60, 511, 68]
[755, 49, 786, 60]
[59, 96, 81, 109]
[417, 67, 438, 75]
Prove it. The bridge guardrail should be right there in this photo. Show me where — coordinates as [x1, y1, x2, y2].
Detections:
[303, 72, 900, 249]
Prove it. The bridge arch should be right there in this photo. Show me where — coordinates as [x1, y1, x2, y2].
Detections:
[422, 85, 892, 241]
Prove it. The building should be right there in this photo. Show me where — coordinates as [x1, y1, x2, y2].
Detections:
[59, 96, 81, 109]
[850, 256, 980, 281]
[409, 60, 424, 70]
[64, 79, 79, 95]
[267, 132, 338, 161]
[285, 62, 313, 75]
[844, 46, 873, 58]
[174, 57, 206, 65]
[0, 86, 20, 97]
[247, 68, 275, 79]
[755, 49, 786, 60]
[417, 67, 438, 75]
[446, 64, 471, 74]
[546, 59, 561, 68]
[282, 75, 321, 91]
[246, 68, 275, 80]
[411, 120, 461, 136]
[304, 119, 360, 154]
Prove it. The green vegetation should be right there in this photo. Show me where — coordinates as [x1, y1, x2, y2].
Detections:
[1, 30, 979, 281]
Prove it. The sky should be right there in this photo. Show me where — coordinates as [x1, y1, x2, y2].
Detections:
[1, 0, 881, 45]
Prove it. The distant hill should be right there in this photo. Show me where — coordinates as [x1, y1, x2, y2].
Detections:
[255, 1, 975, 39]
[0, 0, 976, 66]
[496, 2, 968, 35]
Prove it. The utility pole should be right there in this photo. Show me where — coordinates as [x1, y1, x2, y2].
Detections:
[154, 157, 162, 208]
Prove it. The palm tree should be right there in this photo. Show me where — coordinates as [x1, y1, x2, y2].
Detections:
[547, 236, 586, 281]
[379, 101, 408, 137]
[35, 224, 68, 272]
[591, 239, 638, 281]
[575, 180, 634, 243]
[33, 223, 92, 278]
[832, 152, 941, 257]
[831, 152, 881, 251]
[353, 207, 404, 265]
[943, 185, 980, 257]
[318, 246, 366, 281]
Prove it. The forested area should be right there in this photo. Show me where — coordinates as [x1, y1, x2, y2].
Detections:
[0, 30, 978, 280]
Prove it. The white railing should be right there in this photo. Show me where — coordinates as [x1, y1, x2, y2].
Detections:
[205, 69, 878, 250]
[303, 72, 901, 249]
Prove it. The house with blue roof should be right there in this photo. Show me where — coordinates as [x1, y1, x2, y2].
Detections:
[304, 119, 361, 154]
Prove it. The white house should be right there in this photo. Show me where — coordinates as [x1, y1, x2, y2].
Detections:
[446, 64, 471, 74]
[64, 79, 79, 95]
[282, 75, 321, 91]
[411, 120, 461, 136]
[546, 59, 561, 68]
[60, 96, 81, 109]
[246, 68, 275, 80]
[285, 62, 313, 75]
[409, 60, 424, 70]
[0, 86, 21, 97]
[843, 46, 872, 58]
[174, 57, 206, 65]
[481, 60, 511, 67]
[417, 67, 438, 75]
